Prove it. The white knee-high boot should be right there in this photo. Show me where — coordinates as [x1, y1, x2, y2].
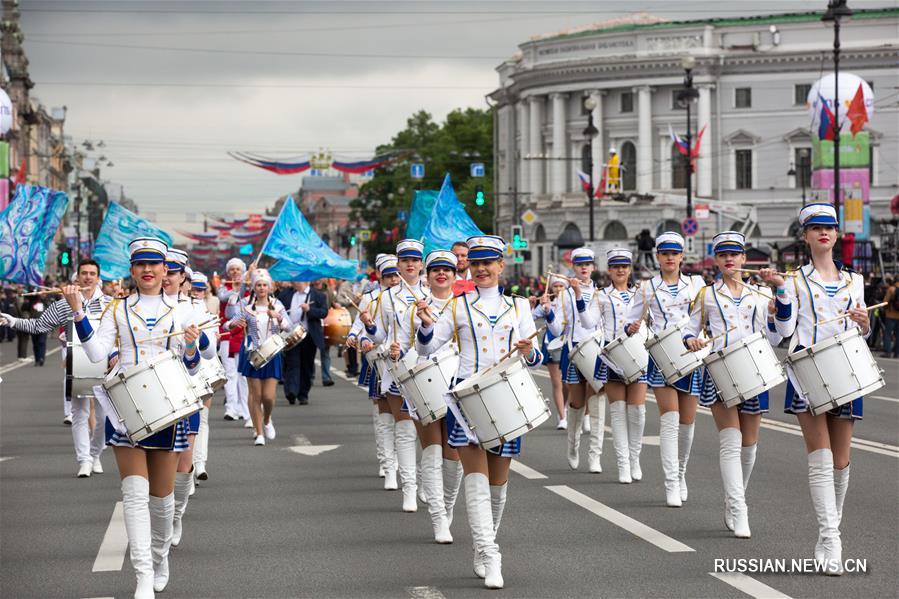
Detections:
[659, 412, 681, 507]
[443, 458, 462, 527]
[421, 445, 452, 543]
[121, 476, 154, 599]
[808, 449, 843, 575]
[90, 398, 106, 470]
[719, 428, 750, 538]
[627, 404, 645, 481]
[587, 394, 606, 473]
[490, 482, 507, 535]
[566, 406, 585, 470]
[726, 443, 758, 531]
[465, 473, 503, 589]
[193, 406, 210, 480]
[395, 419, 418, 512]
[678, 422, 694, 502]
[609, 401, 631, 483]
[379, 412, 397, 490]
[815, 462, 851, 564]
[372, 404, 385, 477]
[171, 471, 192, 547]
[149, 493, 174, 593]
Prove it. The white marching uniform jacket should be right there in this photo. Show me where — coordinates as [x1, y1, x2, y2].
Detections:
[227, 297, 291, 350]
[369, 282, 429, 345]
[596, 285, 638, 341]
[773, 264, 869, 347]
[171, 291, 218, 360]
[545, 283, 601, 345]
[625, 274, 705, 334]
[74, 292, 203, 375]
[684, 280, 782, 351]
[415, 288, 543, 380]
[386, 295, 455, 360]
[348, 288, 381, 341]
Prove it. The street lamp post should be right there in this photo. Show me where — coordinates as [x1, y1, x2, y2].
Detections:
[582, 96, 599, 242]
[823, 0, 853, 226]
[678, 56, 700, 219]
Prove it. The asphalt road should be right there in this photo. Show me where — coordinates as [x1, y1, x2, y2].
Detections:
[0, 342, 897, 599]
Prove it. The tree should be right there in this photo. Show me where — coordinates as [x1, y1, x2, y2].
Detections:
[350, 108, 494, 264]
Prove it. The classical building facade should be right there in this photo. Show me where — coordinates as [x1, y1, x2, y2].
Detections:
[490, 9, 899, 273]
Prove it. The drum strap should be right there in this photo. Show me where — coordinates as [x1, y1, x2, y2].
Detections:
[799, 268, 818, 345]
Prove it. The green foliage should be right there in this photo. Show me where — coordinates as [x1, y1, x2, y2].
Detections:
[350, 108, 494, 264]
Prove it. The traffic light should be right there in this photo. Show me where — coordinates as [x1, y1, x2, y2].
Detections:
[475, 185, 486, 207]
[350, 234, 357, 247]
[59, 250, 71, 267]
[510, 225, 528, 250]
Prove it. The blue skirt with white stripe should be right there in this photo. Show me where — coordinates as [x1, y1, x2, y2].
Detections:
[646, 355, 703, 395]
[446, 378, 521, 457]
[237, 346, 283, 380]
[559, 343, 587, 384]
[358, 354, 373, 387]
[783, 345, 862, 419]
[597, 359, 648, 385]
[106, 418, 190, 451]
[186, 410, 200, 435]
[698, 370, 768, 414]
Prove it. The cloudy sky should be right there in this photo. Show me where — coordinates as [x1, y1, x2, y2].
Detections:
[15, 0, 893, 235]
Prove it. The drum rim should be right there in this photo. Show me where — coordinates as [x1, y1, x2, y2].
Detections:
[703, 330, 768, 361]
[785, 327, 866, 362]
[569, 329, 605, 359]
[451, 356, 527, 397]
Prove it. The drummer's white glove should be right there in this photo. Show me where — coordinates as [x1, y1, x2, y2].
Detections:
[0, 312, 16, 327]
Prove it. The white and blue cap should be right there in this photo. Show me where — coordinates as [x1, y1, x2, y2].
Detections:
[712, 231, 746, 254]
[191, 272, 209, 289]
[396, 239, 424, 259]
[466, 235, 505, 261]
[250, 268, 273, 287]
[606, 248, 633, 266]
[425, 250, 458, 271]
[375, 253, 395, 270]
[378, 255, 399, 276]
[165, 248, 189, 272]
[183, 266, 193, 280]
[571, 247, 595, 265]
[655, 231, 685, 253]
[799, 202, 839, 228]
[129, 237, 168, 263]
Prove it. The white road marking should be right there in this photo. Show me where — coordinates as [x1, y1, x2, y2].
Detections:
[545, 485, 694, 553]
[0, 347, 61, 375]
[287, 444, 340, 456]
[869, 394, 899, 404]
[82, 596, 115, 599]
[407, 586, 447, 599]
[709, 572, 792, 599]
[92, 502, 127, 572]
[294, 434, 311, 446]
[509, 459, 548, 480]
[0, 457, 16, 463]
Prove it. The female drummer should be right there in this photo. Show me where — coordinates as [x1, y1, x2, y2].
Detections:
[64, 237, 203, 598]
[543, 247, 604, 473]
[189, 272, 215, 481]
[683, 232, 781, 538]
[597, 249, 647, 484]
[226, 268, 291, 447]
[415, 235, 543, 590]
[625, 232, 705, 507]
[384, 250, 462, 543]
[360, 239, 428, 513]
[531, 274, 569, 430]
[767, 203, 869, 575]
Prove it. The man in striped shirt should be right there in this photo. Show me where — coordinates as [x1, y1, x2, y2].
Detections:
[0, 260, 114, 478]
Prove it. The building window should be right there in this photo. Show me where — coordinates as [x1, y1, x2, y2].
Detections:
[794, 148, 811, 189]
[620, 91, 634, 113]
[671, 143, 688, 189]
[656, 219, 681, 237]
[671, 89, 681, 109]
[735, 149, 753, 189]
[620, 141, 637, 191]
[603, 221, 628, 241]
[735, 87, 752, 109]
[794, 84, 811, 106]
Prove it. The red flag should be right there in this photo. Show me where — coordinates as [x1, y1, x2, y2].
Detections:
[13, 158, 26, 186]
[846, 84, 868, 137]
[690, 125, 707, 172]
[594, 166, 607, 199]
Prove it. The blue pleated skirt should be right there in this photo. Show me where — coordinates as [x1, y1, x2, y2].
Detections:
[646, 355, 703, 394]
[106, 418, 190, 451]
[698, 370, 768, 414]
[445, 377, 521, 457]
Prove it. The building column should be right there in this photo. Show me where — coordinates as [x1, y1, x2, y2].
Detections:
[697, 84, 713, 198]
[551, 92, 568, 195]
[588, 91, 604, 191]
[636, 86, 653, 194]
[528, 95, 544, 196]
[517, 100, 530, 196]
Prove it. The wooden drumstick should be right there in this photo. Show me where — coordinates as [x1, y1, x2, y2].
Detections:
[339, 293, 361, 311]
[21, 286, 91, 297]
[680, 326, 737, 356]
[726, 274, 774, 301]
[402, 279, 435, 319]
[138, 320, 221, 343]
[477, 326, 546, 378]
[733, 268, 796, 278]
[816, 301, 888, 326]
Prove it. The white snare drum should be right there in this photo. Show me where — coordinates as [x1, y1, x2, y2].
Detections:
[68, 323, 107, 397]
[785, 328, 884, 415]
[451, 357, 550, 449]
[193, 356, 227, 398]
[546, 336, 565, 352]
[703, 331, 786, 408]
[601, 327, 649, 385]
[365, 345, 390, 380]
[568, 329, 605, 392]
[280, 324, 307, 350]
[646, 321, 709, 385]
[249, 334, 286, 369]
[103, 351, 202, 443]
[395, 347, 459, 425]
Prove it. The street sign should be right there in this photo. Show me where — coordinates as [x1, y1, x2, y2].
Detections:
[397, 210, 407, 222]
[681, 217, 699, 237]
[239, 243, 253, 255]
[685, 236, 696, 255]
[695, 204, 710, 220]
[520, 209, 537, 225]
[410, 163, 425, 179]
[358, 229, 372, 242]
[470, 162, 485, 177]
[513, 255, 524, 263]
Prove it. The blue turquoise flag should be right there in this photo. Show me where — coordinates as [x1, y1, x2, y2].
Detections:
[0, 184, 70, 285]
[405, 189, 438, 240]
[420, 174, 483, 255]
[93, 201, 173, 280]
[262, 196, 358, 280]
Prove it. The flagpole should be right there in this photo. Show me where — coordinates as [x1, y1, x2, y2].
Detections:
[251, 195, 290, 268]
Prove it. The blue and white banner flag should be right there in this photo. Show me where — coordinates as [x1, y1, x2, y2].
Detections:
[0, 184, 69, 285]
[420, 174, 483, 255]
[93, 202, 173, 280]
